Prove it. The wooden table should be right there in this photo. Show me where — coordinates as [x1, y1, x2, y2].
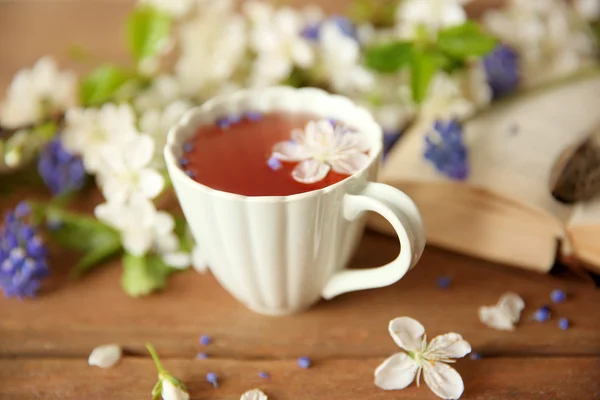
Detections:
[1, 1, 600, 399]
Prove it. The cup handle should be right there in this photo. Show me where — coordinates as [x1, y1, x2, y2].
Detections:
[321, 182, 426, 300]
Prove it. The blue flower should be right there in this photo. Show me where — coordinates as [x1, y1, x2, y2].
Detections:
[383, 131, 403, 160]
[301, 15, 357, 41]
[424, 120, 469, 180]
[0, 202, 49, 298]
[483, 44, 520, 99]
[38, 137, 86, 196]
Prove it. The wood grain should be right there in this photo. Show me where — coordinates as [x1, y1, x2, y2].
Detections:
[1, 357, 599, 400]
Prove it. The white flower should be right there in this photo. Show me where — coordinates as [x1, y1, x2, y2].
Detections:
[396, 0, 469, 39]
[271, 119, 371, 184]
[175, 0, 247, 98]
[241, 388, 268, 400]
[245, 1, 315, 87]
[139, 0, 194, 18]
[375, 317, 471, 400]
[62, 104, 139, 174]
[162, 379, 190, 400]
[134, 75, 183, 113]
[88, 344, 122, 369]
[95, 196, 179, 258]
[483, 0, 596, 86]
[0, 57, 77, 129]
[478, 292, 525, 331]
[575, 0, 600, 21]
[318, 21, 374, 94]
[191, 245, 208, 273]
[420, 73, 479, 122]
[96, 133, 165, 203]
[139, 100, 192, 169]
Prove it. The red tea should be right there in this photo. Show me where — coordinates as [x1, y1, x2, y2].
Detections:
[180, 112, 355, 196]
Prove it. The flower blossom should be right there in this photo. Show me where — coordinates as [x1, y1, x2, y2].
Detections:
[0, 57, 77, 129]
[139, 100, 192, 169]
[318, 19, 375, 94]
[134, 75, 184, 113]
[95, 196, 189, 268]
[482, 44, 520, 99]
[96, 133, 165, 203]
[271, 119, 371, 184]
[38, 137, 86, 196]
[0, 202, 49, 298]
[244, 1, 316, 87]
[424, 119, 469, 181]
[375, 317, 471, 399]
[483, 0, 597, 86]
[62, 104, 140, 174]
[175, 0, 247, 98]
[147, 343, 190, 400]
[395, 0, 469, 39]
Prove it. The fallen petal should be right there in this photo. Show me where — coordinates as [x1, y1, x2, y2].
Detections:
[374, 352, 419, 390]
[423, 361, 464, 400]
[388, 317, 425, 352]
[292, 159, 331, 184]
[497, 292, 525, 324]
[427, 333, 471, 359]
[88, 344, 122, 368]
[241, 388, 268, 400]
[478, 305, 515, 331]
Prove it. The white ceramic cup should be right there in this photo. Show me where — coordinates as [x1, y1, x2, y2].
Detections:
[165, 86, 425, 315]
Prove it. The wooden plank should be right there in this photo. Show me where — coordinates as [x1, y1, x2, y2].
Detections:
[1, 233, 599, 359]
[1, 357, 599, 400]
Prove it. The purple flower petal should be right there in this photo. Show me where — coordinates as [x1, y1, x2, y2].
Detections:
[297, 356, 311, 369]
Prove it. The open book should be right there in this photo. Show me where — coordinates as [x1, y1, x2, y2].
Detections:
[370, 75, 600, 273]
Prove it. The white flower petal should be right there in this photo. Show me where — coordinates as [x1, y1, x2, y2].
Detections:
[388, 317, 425, 352]
[139, 168, 165, 200]
[330, 152, 370, 175]
[154, 211, 175, 236]
[478, 305, 516, 331]
[423, 361, 464, 400]
[122, 229, 153, 256]
[272, 141, 310, 161]
[162, 252, 192, 269]
[156, 232, 180, 254]
[426, 333, 471, 359]
[127, 135, 155, 169]
[374, 353, 419, 390]
[88, 344, 122, 369]
[192, 245, 208, 273]
[497, 292, 525, 324]
[162, 379, 190, 400]
[291, 159, 330, 184]
[241, 388, 268, 400]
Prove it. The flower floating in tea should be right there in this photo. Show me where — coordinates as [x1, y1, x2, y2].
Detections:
[374, 317, 471, 400]
[270, 119, 371, 184]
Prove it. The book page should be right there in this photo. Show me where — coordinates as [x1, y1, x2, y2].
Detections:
[382, 75, 600, 223]
[568, 197, 600, 226]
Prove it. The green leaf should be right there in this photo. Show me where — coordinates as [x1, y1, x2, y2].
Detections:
[410, 50, 444, 104]
[364, 41, 414, 73]
[42, 205, 121, 253]
[70, 240, 122, 277]
[174, 217, 194, 253]
[31, 121, 58, 142]
[121, 253, 172, 297]
[437, 21, 498, 58]
[126, 6, 172, 62]
[81, 65, 131, 107]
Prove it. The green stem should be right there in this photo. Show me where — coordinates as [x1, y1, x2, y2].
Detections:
[146, 343, 165, 373]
